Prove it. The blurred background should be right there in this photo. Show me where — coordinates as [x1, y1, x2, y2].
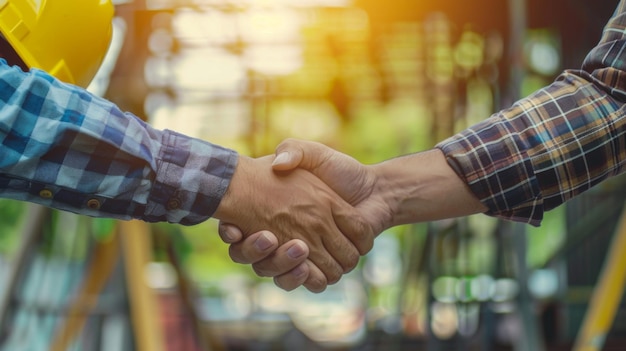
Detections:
[0, 0, 625, 350]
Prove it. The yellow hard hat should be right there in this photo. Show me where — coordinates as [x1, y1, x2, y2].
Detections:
[0, 0, 114, 88]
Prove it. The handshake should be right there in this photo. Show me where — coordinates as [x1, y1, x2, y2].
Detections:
[213, 139, 486, 292]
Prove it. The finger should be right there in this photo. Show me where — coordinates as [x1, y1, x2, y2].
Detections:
[273, 262, 310, 291]
[228, 231, 278, 264]
[317, 203, 363, 274]
[301, 229, 353, 283]
[302, 260, 329, 293]
[218, 222, 244, 244]
[304, 240, 342, 284]
[332, 206, 375, 255]
[295, 198, 360, 279]
[251, 240, 309, 277]
[319, 229, 360, 275]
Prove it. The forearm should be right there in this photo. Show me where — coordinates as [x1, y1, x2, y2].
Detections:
[437, 68, 626, 225]
[371, 149, 487, 228]
[0, 61, 238, 224]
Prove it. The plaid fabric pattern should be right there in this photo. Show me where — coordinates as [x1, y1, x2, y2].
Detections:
[437, 1, 626, 226]
[0, 60, 237, 225]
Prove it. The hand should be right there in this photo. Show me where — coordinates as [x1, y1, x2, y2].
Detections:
[219, 224, 328, 292]
[220, 140, 393, 291]
[268, 139, 486, 230]
[221, 140, 487, 292]
[213, 154, 370, 288]
[272, 139, 392, 239]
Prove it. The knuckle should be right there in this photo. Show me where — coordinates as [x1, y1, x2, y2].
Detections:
[358, 239, 374, 256]
[252, 260, 283, 278]
[304, 278, 327, 293]
[326, 268, 342, 285]
[252, 264, 271, 277]
[217, 229, 230, 243]
[308, 251, 343, 286]
[273, 277, 285, 290]
[273, 277, 288, 291]
[355, 229, 375, 255]
[228, 246, 246, 264]
[343, 253, 360, 273]
[274, 277, 298, 292]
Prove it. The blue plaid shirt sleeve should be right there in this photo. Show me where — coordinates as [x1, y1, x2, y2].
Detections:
[436, 1, 626, 226]
[0, 59, 238, 225]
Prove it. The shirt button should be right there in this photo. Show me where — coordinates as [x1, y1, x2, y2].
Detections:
[39, 189, 53, 199]
[87, 199, 101, 210]
[167, 198, 181, 210]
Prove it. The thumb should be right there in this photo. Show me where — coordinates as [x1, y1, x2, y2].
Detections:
[272, 138, 368, 205]
[271, 150, 301, 171]
[271, 138, 331, 171]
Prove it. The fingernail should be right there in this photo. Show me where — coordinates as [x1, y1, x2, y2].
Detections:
[291, 264, 306, 278]
[272, 152, 290, 166]
[221, 227, 235, 242]
[254, 232, 273, 251]
[287, 243, 306, 259]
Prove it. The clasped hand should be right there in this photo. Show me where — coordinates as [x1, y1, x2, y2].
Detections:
[216, 139, 392, 292]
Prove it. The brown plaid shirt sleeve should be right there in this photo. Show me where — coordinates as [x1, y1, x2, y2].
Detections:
[436, 1, 626, 226]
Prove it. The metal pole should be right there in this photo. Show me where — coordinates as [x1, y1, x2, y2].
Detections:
[573, 202, 626, 350]
[509, 222, 545, 351]
[507, 0, 527, 101]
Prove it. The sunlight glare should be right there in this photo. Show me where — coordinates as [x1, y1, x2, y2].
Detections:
[171, 48, 247, 93]
[245, 45, 303, 76]
[238, 9, 302, 43]
[173, 10, 239, 46]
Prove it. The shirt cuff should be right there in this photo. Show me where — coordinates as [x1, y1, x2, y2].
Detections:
[436, 117, 544, 226]
[144, 129, 238, 225]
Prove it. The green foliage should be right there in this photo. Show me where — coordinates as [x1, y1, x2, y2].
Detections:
[342, 99, 433, 164]
[91, 217, 117, 242]
[0, 199, 25, 255]
[0, 199, 24, 227]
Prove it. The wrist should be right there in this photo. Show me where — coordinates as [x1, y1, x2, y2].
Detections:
[371, 153, 430, 227]
[372, 149, 485, 227]
[214, 155, 253, 222]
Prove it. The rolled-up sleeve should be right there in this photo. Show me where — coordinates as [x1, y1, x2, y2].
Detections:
[436, 1, 626, 226]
